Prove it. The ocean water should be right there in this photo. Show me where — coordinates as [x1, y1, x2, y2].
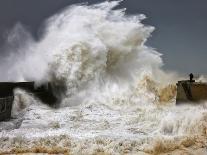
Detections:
[0, 1, 207, 154]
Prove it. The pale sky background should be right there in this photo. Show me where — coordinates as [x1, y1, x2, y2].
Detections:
[0, 0, 206, 74]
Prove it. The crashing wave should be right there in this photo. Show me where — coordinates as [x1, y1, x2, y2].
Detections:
[0, 1, 207, 154]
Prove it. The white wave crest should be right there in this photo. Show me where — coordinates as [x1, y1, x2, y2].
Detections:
[0, 1, 206, 155]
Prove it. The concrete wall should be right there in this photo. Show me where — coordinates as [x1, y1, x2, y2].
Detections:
[176, 81, 207, 104]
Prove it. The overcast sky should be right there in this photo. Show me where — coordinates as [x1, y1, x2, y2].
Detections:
[0, 0, 206, 74]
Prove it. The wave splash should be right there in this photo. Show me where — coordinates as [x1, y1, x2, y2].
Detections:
[0, 1, 207, 154]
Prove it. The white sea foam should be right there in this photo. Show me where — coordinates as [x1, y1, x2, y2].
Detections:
[0, 1, 207, 154]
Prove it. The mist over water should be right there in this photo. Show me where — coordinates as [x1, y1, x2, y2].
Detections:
[0, 1, 207, 154]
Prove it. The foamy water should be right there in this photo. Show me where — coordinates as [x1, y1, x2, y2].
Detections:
[0, 1, 207, 154]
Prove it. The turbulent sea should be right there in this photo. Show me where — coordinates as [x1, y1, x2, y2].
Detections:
[0, 1, 207, 154]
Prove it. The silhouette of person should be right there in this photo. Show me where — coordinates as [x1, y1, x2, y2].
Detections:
[189, 73, 194, 82]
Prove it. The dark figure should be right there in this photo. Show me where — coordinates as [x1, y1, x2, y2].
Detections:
[189, 73, 194, 82]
